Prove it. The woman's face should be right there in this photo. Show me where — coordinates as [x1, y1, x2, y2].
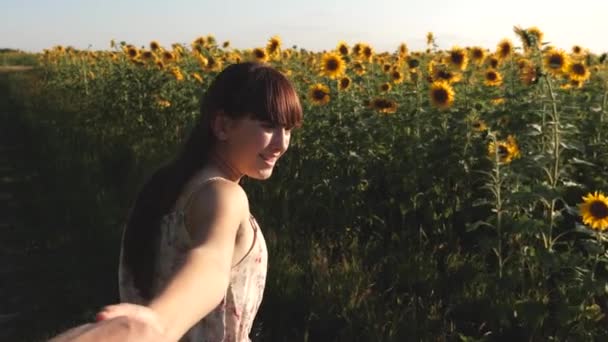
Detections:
[218, 115, 292, 180]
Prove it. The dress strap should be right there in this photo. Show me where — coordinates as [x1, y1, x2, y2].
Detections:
[231, 216, 259, 269]
[181, 176, 232, 214]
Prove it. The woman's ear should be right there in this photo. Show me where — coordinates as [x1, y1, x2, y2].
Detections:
[212, 111, 231, 141]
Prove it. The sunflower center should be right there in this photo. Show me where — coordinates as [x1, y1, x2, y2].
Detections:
[339, 46, 348, 55]
[255, 50, 265, 58]
[326, 59, 339, 71]
[497, 145, 509, 158]
[572, 63, 586, 75]
[490, 59, 499, 68]
[549, 55, 564, 68]
[473, 50, 483, 59]
[451, 52, 464, 65]
[313, 90, 327, 100]
[433, 89, 448, 103]
[590, 201, 608, 219]
[487, 72, 497, 81]
[340, 78, 350, 88]
[438, 70, 451, 80]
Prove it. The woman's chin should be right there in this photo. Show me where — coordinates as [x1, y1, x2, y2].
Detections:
[246, 167, 274, 180]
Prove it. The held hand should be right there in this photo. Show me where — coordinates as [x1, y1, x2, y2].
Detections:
[96, 303, 165, 336]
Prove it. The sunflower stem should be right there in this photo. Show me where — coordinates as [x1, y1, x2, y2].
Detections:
[600, 88, 608, 143]
[490, 133, 505, 278]
[543, 75, 561, 252]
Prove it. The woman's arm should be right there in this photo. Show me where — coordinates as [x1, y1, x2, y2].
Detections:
[98, 180, 248, 341]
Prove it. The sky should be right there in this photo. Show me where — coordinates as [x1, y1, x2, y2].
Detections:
[2, 0, 607, 53]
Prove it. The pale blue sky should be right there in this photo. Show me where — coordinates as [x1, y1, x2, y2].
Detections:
[2, 0, 607, 53]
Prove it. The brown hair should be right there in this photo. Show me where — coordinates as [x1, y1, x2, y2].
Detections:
[122, 62, 302, 300]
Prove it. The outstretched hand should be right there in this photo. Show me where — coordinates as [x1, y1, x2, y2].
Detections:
[96, 303, 165, 334]
[49, 311, 170, 342]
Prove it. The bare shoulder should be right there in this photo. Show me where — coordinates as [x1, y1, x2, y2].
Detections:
[184, 178, 249, 243]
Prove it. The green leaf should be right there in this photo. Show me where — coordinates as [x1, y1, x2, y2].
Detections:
[570, 157, 596, 167]
[466, 220, 495, 232]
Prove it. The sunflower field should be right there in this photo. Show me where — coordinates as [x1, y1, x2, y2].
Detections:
[3, 26, 608, 341]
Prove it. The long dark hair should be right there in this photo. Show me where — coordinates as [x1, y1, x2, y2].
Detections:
[122, 62, 303, 300]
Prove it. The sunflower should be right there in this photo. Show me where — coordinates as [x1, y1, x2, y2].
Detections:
[447, 46, 468, 71]
[429, 81, 455, 109]
[172, 44, 184, 56]
[205, 35, 217, 47]
[496, 39, 513, 61]
[517, 58, 532, 70]
[195, 54, 208, 68]
[398, 43, 408, 58]
[191, 72, 203, 83]
[407, 58, 420, 69]
[361, 45, 374, 62]
[426, 32, 435, 46]
[352, 43, 364, 57]
[156, 98, 171, 108]
[162, 51, 175, 63]
[192, 36, 206, 47]
[140, 50, 155, 62]
[580, 191, 608, 230]
[526, 27, 544, 48]
[380, 82, 392, 92]
[472, 119, 488, 132]
[544, 49, 569, 76]
[488, 135, 520, 164]
[435, 69, 461, 84]
[352, 61, 366, 76]
[337, 41, 349, 56]
[150, 41, 161, 52]
[371, 98, 398, 114]
[205, 55, 223, 72]
[487, 56, 500, 69]
[253, 48, 269, 63]
[170, 66, 184, 81]
[338, 76, 351, 91]
[382, 63, 392, 73]
[568, 62, 590, 82]
[309, 84, 330, 105]
[391, 70, 405, 84]
[520, 63, 538, 86]
[228, 52, 242, 64]
[484, 69, 503, 87]
[572, 45, 583, 55]
[514, 26, 543, 51]
[319, 52, 346, 79]
[470, 47, 486, 65]
[125, 45, 139, 59]
[491, 97, 506, 105]
[266, 35, 281, 57]
[222, 41, 230, 48]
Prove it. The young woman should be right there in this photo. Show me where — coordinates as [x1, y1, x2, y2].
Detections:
[88, 62, 302, 341]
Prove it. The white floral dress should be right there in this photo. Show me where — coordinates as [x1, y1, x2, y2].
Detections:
[118, 177, 268, 341]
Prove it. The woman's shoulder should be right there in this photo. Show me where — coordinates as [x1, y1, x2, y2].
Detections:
[181, 176, 250, 232]
[187, 176, 249, 210]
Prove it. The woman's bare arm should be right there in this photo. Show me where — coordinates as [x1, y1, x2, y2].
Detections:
[99, 180, 248, 341]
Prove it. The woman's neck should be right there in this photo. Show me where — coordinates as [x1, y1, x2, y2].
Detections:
[208, 149, 243, 182]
